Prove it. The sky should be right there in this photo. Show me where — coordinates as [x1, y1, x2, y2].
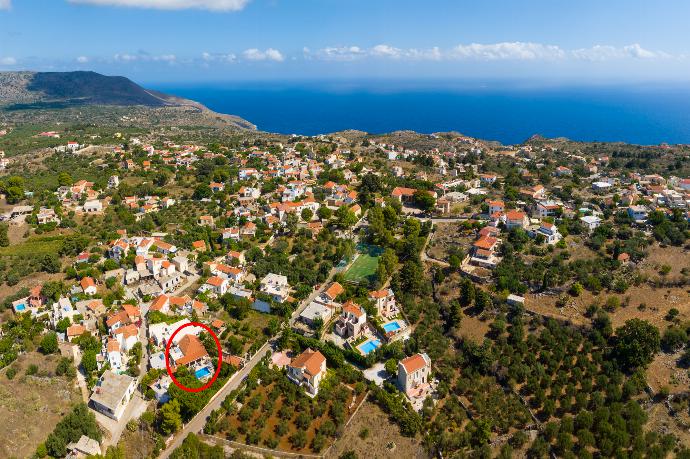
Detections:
[2, 0, 690, 84]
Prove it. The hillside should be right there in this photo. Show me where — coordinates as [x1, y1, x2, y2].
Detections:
[0, 70, 255, 129]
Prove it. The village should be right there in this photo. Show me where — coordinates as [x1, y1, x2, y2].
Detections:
[0, 127, 689, 459]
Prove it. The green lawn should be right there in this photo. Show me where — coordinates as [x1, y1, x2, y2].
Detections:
[343, 250, 380, 284]
[0, 235, 65, 257]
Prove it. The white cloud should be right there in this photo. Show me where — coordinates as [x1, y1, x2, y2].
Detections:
[76, 56, 89, 63]
[308, 44, 443, 61]
[370, 44, 403, 58]
[242, 48, 284, 62]
[0, 0, 10, 10]
[0, 57, 17, 65]
[113, 52, 177, 63]
[572, 43, 665, 61]
[68, 0, 250, 11]
[451, 42, 566, 60]
[306, 46, 365, 61]
[306, 41, 672, 63]
[201, 51, 237, 63]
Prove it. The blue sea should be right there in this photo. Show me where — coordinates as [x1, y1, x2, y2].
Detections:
[152, 80, 690, 145]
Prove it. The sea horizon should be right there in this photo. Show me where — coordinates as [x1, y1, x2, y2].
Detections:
[151, 79, 690, 146]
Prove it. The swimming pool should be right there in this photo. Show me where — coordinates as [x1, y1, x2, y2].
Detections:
[358, 339, 381, 355]
[383, 321, 402, 333]
[195, 366, 212, 379]
[14, 303, 26, 312]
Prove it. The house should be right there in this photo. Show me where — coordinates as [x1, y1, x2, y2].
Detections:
[533, 222, 562, 244]
[192, 240, 207, 252]
[504, 210, 529, 229]
[198, 215, 215, 228]
[391, 187, 437, 204]
[65, 435, 101, 458]
[173, 255, 189, 274]
[80, 277, 97, 295]
[479, 174, 497, 185]
[580, 215, 602, 232]
[89, 371, 137, 420]
[627, 205, 649, 222]
[106, 338, 123, 372]
[83, 200, 103, 213]
[397, 353, 431, 395]
[369, 288, 397, 317]
[287, 348, 327, 396]
[66, 324, 87, 342]
[52, 297, 80, 327]
[108, 175, 120, 189]
[169, 334, 208, 370]
[488, 200, 505, 216]
[534, 201, 561, 218]
[201, 276, 228, 296]
[37, 208, 60, 225]
[322, 281, 344, 303]
[210, 182, 225, 193]
[227, 250, 245, 265]
[113, 323, 139, 352]
[554, 166, 572, 176]
[257, 273, 290, 304]
[334, 301, 366, 338]
[299, 300, 334, 327]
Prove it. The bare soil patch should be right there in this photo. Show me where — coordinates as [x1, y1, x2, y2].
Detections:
[0, 352, 82, 459]
[326, 400, 428, 459]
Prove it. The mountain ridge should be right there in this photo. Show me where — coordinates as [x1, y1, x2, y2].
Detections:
[0, 70, 256, 129]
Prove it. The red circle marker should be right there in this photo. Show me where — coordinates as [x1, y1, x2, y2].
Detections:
[164, 321, 223, 393]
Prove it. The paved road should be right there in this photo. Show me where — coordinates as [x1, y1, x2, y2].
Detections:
[158, 239, 359, 457]
[158, 340, 273, 459]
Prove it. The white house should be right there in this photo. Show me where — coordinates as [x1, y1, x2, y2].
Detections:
[580, 215, 602, 232]
[83, 200, 103, 213]
[89, 371, 137, 421]
[534, 222, 562, 244]
[627, 205, 649, 222]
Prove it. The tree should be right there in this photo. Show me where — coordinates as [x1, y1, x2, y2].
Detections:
[40, 332, 59, 354]
[301, 208, 313, 222]
[413, 190, 436, 211]
[42, 253, 61, 273]
[385, 358, 398, 377]
[0, 223, 8, 247]
[5, 186, 23, 204]
[192, 184, 212, 200]
[160, 399, 183, 435]
[81, 349, 98, 373]
[335, 206, 358, 229]
[614, 319, 660, 370]
[56, 357, 76, 379]
[318, 206, 333, 221]
[58, 172, 73, 187]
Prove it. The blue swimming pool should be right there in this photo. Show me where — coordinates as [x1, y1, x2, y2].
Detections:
[195, 367, 212, 379]
[383, 321, 401, 333]
[14, 303, 26, 311]
[358, 339, 381, 355]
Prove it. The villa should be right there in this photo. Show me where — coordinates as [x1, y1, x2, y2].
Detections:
[398, 353, 432, 396]
[368, 288, 398, 317]
[287, 348, 327, 397]
[531, 222, 563, 244]
[334, 300, 366, 339]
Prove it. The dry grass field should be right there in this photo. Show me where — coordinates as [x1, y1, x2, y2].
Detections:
[0, 352, 82, 459]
